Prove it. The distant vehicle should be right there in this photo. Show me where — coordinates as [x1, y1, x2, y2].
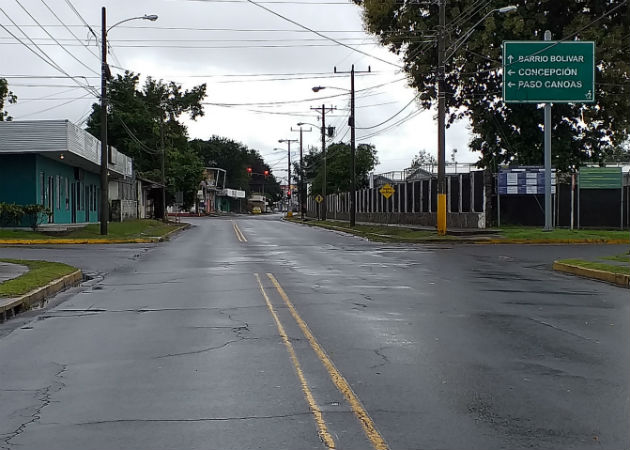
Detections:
[252, 206, 262, 214]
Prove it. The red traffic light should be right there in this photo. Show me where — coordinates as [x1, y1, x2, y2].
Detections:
[247, 167, 252, 175]
[287, 190, 291, 199]
[263, 170, 269, 177]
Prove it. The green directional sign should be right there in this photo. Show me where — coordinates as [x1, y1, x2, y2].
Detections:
[578, 167, 622, 190]
[503, 41, 595, 103]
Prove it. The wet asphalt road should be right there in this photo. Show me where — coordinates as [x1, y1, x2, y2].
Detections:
[0, 215, 628, 450]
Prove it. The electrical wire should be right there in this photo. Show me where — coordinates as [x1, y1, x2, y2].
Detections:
[12, 93, 93, 119]
[39, 0, 100, 62]
[242, 0, 403, 68]
[0, 10, 98, 97]
[63, 0, 98, 41]
[13, 0, 100, 76]
[356, 94, 419, 130]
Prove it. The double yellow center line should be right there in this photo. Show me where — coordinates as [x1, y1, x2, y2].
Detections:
[255, 273, 389, 450]
[232, 221, 247, 242]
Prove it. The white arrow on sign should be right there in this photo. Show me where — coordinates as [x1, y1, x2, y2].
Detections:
[507, 55, 514, 64]
[507, 69, 515, 76]
[507, 82, 516, 87]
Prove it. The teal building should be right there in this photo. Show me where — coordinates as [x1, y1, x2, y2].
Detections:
[0, 120, 133, 225]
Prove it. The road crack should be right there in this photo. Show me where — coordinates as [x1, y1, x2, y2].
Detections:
[72, 411, 313, 426]
[2, 364, 67, 450]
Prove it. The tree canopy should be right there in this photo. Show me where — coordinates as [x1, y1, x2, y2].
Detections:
[86, 72, 206, 208]
[304, 142, 378, 196]
[355, 0, 630, 171]
[192, 137, 282, 202]
[0, 78, 17, 121]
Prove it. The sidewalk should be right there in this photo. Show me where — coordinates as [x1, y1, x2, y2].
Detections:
[0, 261, 27, 283]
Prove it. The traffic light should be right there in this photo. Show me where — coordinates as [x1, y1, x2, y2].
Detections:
[247, 167, 252, 176]
[287, 190, 291, 199]
[263, 170, 269, 177]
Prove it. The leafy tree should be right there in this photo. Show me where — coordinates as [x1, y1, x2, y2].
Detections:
[304, 142, 378, 196]
[191, 137, 282, 203]
[86, 72, 206, 208]
[354, 0, 630, 171]
[411, 149, 437, 167]
[0, 78, 17, 121]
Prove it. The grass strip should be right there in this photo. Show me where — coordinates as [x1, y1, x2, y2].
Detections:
[601, 254, 630, 263]
[0, 259, 78, 298]
[289, 218, 629, 244]
[556, 258, 630, 276]
[0, 219, 182, 241]
[291, 219, 452, 242]
[499, 226, 629, 242]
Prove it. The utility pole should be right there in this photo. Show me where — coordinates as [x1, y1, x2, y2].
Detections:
[334, 65, 370, 227]
[291, 125, 312, 220]
[436, 0, 447, 235]
[310, 105, 335, 220]
[278, 138, 298, 216]
[160, 120, 166, 221]
[100, 7, 108, 235]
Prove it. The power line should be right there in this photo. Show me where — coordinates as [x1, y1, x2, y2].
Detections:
[0, 8, 98, 97]
[39, 0, 100, 62]
[12, 93, 93, 119]
[13, 0, 100, 76]
[356, 94, 419, 130]
[63, 0, 98, 41]
[242, 0, 403, 68]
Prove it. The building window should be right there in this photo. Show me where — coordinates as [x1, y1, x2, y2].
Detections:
[76, 182, 81, 210]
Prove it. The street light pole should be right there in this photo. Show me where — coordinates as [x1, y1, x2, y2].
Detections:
[278, 138, 298, 216]
[436, 0, 447, 236]
[436, 4, 517, 236]
[99, 9, 158, 235]
[291, 125, 312, 220]
[100, 6, 108, 235]
[350, 65, 356, 226]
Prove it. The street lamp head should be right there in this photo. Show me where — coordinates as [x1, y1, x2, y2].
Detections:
[497, 5, 517, 13]
[143, 14, 159, 21]
[312, 86, 325, 93]
[297, 122, 305, 126]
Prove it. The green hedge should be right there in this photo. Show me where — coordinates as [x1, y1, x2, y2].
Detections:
[0, 203, 52, 229]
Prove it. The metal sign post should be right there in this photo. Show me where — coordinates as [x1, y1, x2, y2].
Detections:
[503, 34, 595, 231]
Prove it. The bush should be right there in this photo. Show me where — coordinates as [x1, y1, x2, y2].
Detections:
[0, 202, 25, 227]
[21, 204, 52, 230]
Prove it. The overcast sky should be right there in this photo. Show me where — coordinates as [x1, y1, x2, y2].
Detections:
[1, 0, 475, 180]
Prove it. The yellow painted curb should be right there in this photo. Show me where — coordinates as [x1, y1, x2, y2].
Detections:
[0, 238, 159, 245]
[553, 261, 630, 288]
[1, 269, 83, 321]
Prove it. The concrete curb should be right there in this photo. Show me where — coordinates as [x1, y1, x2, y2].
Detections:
[0, 269, 83, 322]
[553, 261, 630, 288]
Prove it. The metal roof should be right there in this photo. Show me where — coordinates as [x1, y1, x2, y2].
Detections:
[0, 120, 133, 178]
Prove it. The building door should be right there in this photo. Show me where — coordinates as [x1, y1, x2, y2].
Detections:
[47, 176, 54, 223]
[71, 183, 77, 223]
[85, 186, 90, 222]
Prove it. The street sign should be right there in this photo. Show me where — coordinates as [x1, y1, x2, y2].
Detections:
[315, 194, 324, 204]
[578, 167, 622, 190]
[503, 41, 595, 103]
[379, 183, 395, 199]
[498, 167, 556, 195]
